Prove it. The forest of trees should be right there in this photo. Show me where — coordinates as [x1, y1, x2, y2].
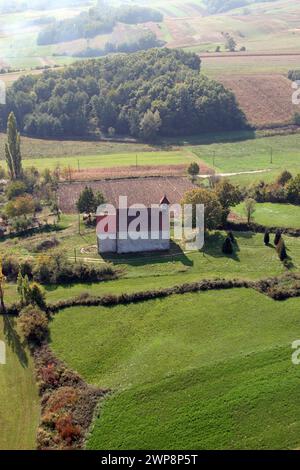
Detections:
[0, 48, 248, 140]
[37, 3, 163, 45]
[204, 0, 275, 14]
[75, 31, 165, 58]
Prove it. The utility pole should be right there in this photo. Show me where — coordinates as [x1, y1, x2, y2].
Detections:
[270, 147, 273, 165]
[74, 248, 77, 263]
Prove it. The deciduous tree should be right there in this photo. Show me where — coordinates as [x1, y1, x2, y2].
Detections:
[181, 188, 223, 230]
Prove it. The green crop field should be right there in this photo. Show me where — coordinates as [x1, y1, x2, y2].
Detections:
[50, 289, 300, 449]
[233, 202, 300, 228]
[201, 53, 300, 78]
[19, 151, 194, 172]
[0, 316, 40, 450]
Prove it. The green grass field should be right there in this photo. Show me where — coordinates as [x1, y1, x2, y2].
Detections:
[233, 202, 300, 228]
[50, 288, 300, 449]
[0, 316, 40, 450]
[191, 133, 300, 173]
[0, 133, 159, 160]
[201, 53, 300, 78]
[20, 151, 194, 171]
[191, 133, 300, 184]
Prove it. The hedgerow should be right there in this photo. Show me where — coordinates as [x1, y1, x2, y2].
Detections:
[2, 253, 117, 284]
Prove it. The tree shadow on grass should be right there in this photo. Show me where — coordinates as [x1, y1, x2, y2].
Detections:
[203, 231, 240, 262]
[233, 231, 256, 240]
[284, 256, 295, 270]
[44, 280, 98, 294]
[159, 129, 255, 147]
[101, 240, 194, 268]
[265, 242, 295, 270]
[2, 224, 65, 242]
[2, 315, 28, 368]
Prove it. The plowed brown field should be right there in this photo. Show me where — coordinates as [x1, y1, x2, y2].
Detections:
[58, 176, 196, 213]
[219, 74, 296, 128]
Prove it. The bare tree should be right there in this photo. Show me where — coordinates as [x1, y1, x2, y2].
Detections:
[244, 198, 256, 225]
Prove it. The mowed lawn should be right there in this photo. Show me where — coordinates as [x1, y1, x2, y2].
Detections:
[0, 316, 40, 450]
[233, 203, 300, 228]
[50, 289, 300, 449]
[21, 151, 193, 171]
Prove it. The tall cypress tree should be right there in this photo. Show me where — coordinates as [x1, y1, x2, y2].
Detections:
[5, 112, 23, 180]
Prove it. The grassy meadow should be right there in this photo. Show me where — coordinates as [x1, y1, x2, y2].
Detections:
[0, 133, 157, 160]
[233, 202, 300, 228]
[50, 289, 300, 449]
[190, 133, 300, 184]
[21, 151, 194, 172]
[0, 316, 40, 450]
[1, 131, 300, 181]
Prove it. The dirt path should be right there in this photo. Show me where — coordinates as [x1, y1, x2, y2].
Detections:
[198, 169, 272, 178]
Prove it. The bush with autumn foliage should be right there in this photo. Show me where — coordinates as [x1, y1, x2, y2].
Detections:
[34, 345, 106, 450]
[246, 171, 300, 205]
[18, 305, 49, 345]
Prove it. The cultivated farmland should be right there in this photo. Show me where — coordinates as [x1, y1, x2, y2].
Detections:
[64, 164, 204, 181]
[218, 74, 296, 128]
[58, 176, 196, 212]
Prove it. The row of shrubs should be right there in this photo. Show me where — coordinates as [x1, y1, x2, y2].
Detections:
[255, 273, 300, 301]
[225, 221, 300, 238]
[245, 172, 300, 205]
[2, 253, 117, 285]
[48, 278, 251, 313]
[9, 270, 300, 321]
[46, 273, 300, 314]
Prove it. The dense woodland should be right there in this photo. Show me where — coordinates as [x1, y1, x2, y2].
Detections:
[204, 0, 275, 14]
[0, 49, 248, 140]
[37, 3, 163, 45]
[74, 31, 165, 58]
